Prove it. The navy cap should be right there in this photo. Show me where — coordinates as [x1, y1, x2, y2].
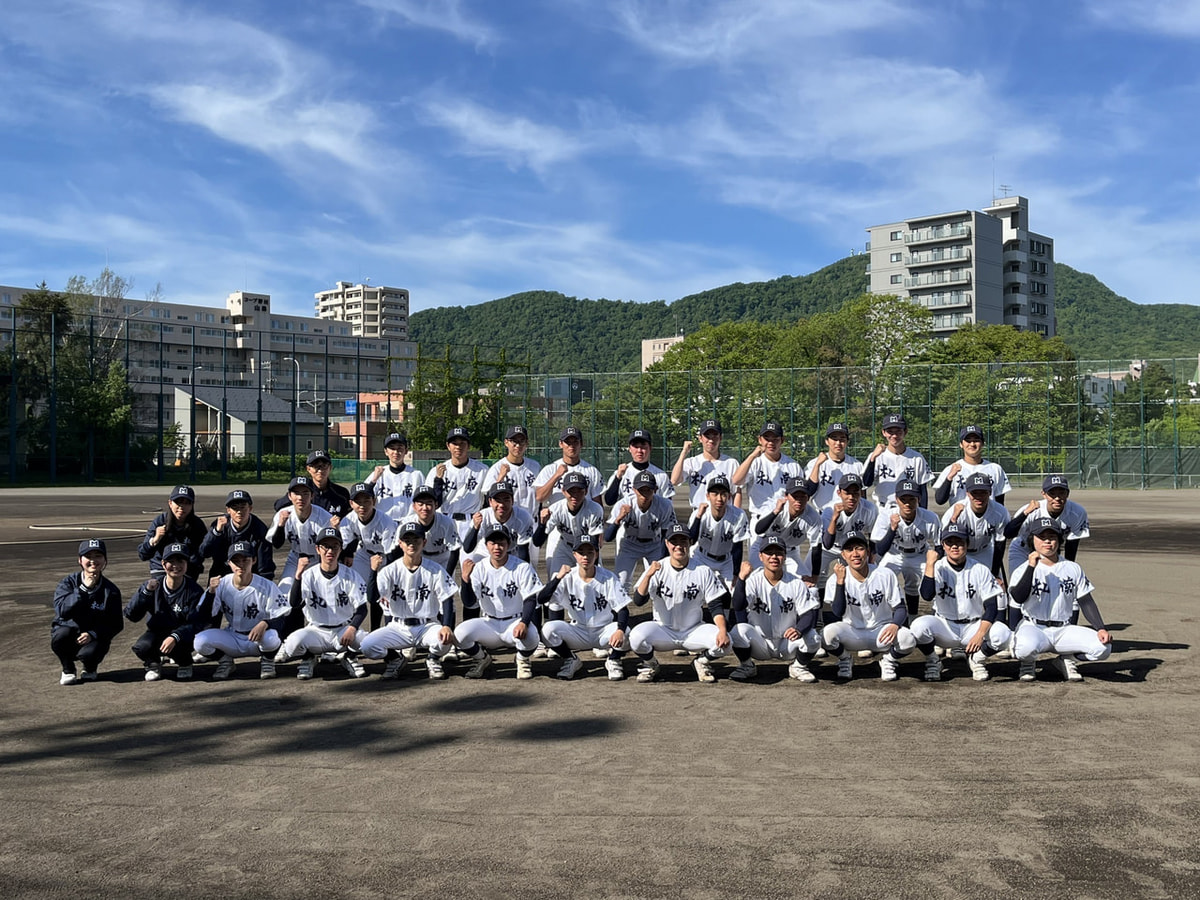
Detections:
[78, 538, 107, 557]
[1030, 516, 1065, 537]
[412, 485, 437, 502]
[707, 475, 731, 494]
[562, 471, 588, 491]
[306, 449, 331, 466]
[1042, 474, 1070, 492]
[446, 426, 470, 443]
[504, 424, 528, 439]
[224, 489, 252, 506]
[964, 472, 993, 493]
[573, 534, 599, 552]
[959, 425, 984, 441]
[350, 482, 374, 499]
[169, 484, 195, 502]
[941, 521, 971, 543]
[760, 421, 784, 437]
[487, 480, 515, 499]
[894, 479, 920, 500]
[632, 470, 657, 490]
[559, 425, 582, 441]
[841, 531, 870, 548]
[629, 429, 652, 445]
[162, 542, 190, 562]
[882, 413, 907, 430]
[398, 521, 426, 540]
[316, 527, 343, 545]
[288, 476, 312, 493]
[826, 422, 850, 438]
[786, 476, 810, 497]
[666, 523, 692, 543]
[699, 419, 722, 435]
[227, 540, 255, 561]
[384, 432, 408, 447]
[483, 524, 513, 544]
[838, 472, 864, 491]
[760, 536, 787, 553]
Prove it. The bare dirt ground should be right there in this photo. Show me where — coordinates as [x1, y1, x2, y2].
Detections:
[1, 485, 1198, 899]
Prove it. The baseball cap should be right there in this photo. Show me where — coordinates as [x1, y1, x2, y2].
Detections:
[1030, 515, 1065, 537]
[760, 536, 787, 554]
[483, 524, 513, 544]
[169, 485, 195, 503]
[559, 425, 582, 441]
[487, 480, 515, 499]
[384, 431, 408, 447]
[699, 419, 722, 435]
[224, 489, 252, 506]
[629, 429, 652, 445]
[841, 530, 870, 548]
[350, 482, 374, 500]
[707, 475, 731, 494]
[894, 479, 920, 500]
[412, 485, 437, 503]
[941, 521, 970, 543]
[287, 476, 313, 493]
[1042, 474, 1070, 492]
[632, 470, 657, 491]
[964, 472, 993, 493]
[573, 534, 599, 552]
[959, 425, 984, 441]
[666, 523, 692, 544]
[398, 521, 426, 540]
[759, 421, 784, 437]
[562, 471, 588, 491]
[316, 527, 343, 545]
[838, 472, 864, 491]
[78, 538, 107, 557]
[504, 424, 528, 440]
[227, 540, 255, 561]
[306, 449, 331, 466]
[882, 413, 907, 430]
[446, 426, 470, 443]
[826, 422, 850, 438]
[162, 542, 190, 562]
[786, 476, 810, 497]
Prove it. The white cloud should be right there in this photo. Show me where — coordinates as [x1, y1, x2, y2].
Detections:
[421, 98, 585, 173]
[355, 0, 498, 46]
[1087, 0, 1200, 37]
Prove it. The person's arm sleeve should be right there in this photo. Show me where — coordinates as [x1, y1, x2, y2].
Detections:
[934, 480, 952, 506]
[706, 590, 732, 618]
[461, 526, 479, 554]
[532, 520, 548, 548]
[890, 603, 907, 626]
[754, 509, 779, 535]
[616, 605, 630, 630]
[537, 576, 562, 605]
[53, 578, 84, 626]
[1009, 565, 1035, 605]
[874, 528, 896, 557]
[831, 582, 847, 618]
[100, 584, 124, 640]
[431, 477, 446, 508]
[1003, 510, 1028, 539]
[918, 483, 929, 509]
[603, 521, 620, 542]
[440, 592, 457, 629]
[123, 583, 152, 622]
[460, 578, 479, 610]
[688, 517, 702, 542]
[990, 543, 1006, 578]
[795, 607, 818, 633]
[603, 473, 622, 506]
[257, 539, 276, 580]
[1076, 595, 1107, 631]
[861, 458, 876, 486]
[520, 593, 538, 625]
[136, 520, 159, 561]
[919, 575, 936, 602]
[731, 542, 743, 575]
[1064, 538, 1080, 562]
[982, 595, 998, 624]
[731, 580, 748, 625]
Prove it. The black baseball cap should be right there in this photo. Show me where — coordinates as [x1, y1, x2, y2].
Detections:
[826, 422, 850, 438]
[78, 538, 107, 557]
[504, 424, 528, 440]
[760, 536, 787, 554]
[894, 479, 920, 500]
[964, 473, 993, 493]
[162, 542, 190, 562]
[306, 449, 331, 466]
[959, 425, 984, 441]
[1042, 474, 1070, 492]
[398, 521, 426, 540]
[666, 524, 692, 544]
[169, 485, 195, 503]
[562, 471, 588, 491]
[707, 476, 731, 494]
[838, 473, 864, 491]
[316, 527, 343, 546]
[573, 534, 599, 552]
[287, 476, 313, 493]
[841, 531, 870, 548]
[760, 421, 784, 437]
[786, 476, 810, 497]
[629, 429, 652, 445]
[699, 419, 722, 435]
[350, 482, 374, 500]
[446, 426, 470, 443]
[1030, 516, 1065, 537]
[882, 413, 907, 430]
[412, 485, 437, 503]
[559, 425, 582, 441]
[227, 540, 255, 561]
[941, 521, 970, 543]
[225, 489, 252, 506]
[484, 524, 513, 544]
[633, 471, 657, 491]
[384, 432, 408, 447]
[487, 480, 515, 499]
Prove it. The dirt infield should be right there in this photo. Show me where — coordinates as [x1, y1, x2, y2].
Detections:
[1, 486, 1198, 899]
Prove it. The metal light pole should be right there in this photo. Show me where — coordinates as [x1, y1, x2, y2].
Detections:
[190, 364, 203, 481]
[283, 356, 300, 477]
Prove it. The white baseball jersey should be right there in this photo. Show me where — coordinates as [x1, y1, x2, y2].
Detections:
[804, 454, 865, 511]
[533, 460, 604, 505]
[741, 569, 819, 639]
[933, 460, 1012, 505]
[869, 448, 933, 507]
[475, 507, 537, 548]
[296, 564, 367, 627]
[468, 556, 545, 619]
[1007, 500, 1090, 572]
[679, 454, 739, 508]
[824, 565, 904, 630]
[750, 503, 821, 558]
[1011, 558, 1093, 623]
[871, 507, 941, 565]
[547, 566, 633, 628]
[210, 574, 288, 632]
[482, 458, 542, 518]
[741, 453, 802, 517]
[607, 463, 675, 502]
[398, 512, 461, 568]
[544, 498, 605, 548]
[339, 509, 399, 558]
[690, 505, 750, 562]
[821, 500, 880, 551]
[941, 503, 1010, 569]
[427, 458, 488, 520]
[375, 557, 457, 621]
[608, 495, 677, 555]
[644, 559, 728, 631]
[271, 505, 333, 565]
[372, 465, 427, 518]
[928, 558, 1003, 621]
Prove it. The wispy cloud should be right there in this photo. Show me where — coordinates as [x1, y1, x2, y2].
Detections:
[356, 0, 498, 46]
[1086, 0, 1200, 37]
[421, 97, 585, 173]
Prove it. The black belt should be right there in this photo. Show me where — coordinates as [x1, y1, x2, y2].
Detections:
[704, 552, 728, 561]
[452, 513, 467, 521]
[485, 614, 518, 621]
[401, 617, 430, 627]
[947, 616, 981, 624]
[1026, 616, 1067, 627]
[901, 548, 922, 555]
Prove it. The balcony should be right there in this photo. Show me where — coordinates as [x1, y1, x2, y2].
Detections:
[931, 312, 973, 330]
[904, 223, 971, 245]
[1005, 314, 1030, 329]
[917, 292, 972, 310]
[904, 270, 971, 288]
[906, 247, 971, 267]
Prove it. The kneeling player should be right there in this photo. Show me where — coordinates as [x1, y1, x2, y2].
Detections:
[194, 540, 288, 680]
[909, 523, 1011, 682]
[360, 522, 457, 680]
[728, 538, 821, 683]
[1009, 517, 1111, 682]
[821, 532, 915, 682]
[538, 535, 633, 680]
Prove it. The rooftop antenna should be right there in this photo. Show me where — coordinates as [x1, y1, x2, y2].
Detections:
[999, 183, 1012, 198]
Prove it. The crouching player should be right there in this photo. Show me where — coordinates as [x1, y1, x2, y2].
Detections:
[538, 534, 633, 681]
[909, 522, 1011, 682]
[194, 540, 288, 680]
[273, 527, 369, 680]
[822, 531, 915, 682]
[52, 539, 124, 685]
[728, 537, 821, 683]
[124, 542, 206, 682]
[1009, 516, 1111, 682]
[360, 521, 457, 680]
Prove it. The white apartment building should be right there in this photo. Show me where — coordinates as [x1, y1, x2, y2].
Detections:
[866, 195, 1055, 337]
[314, 281, 409, 339]
[641, 335, 685, 370]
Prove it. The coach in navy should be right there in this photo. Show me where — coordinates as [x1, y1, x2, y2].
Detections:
[200, 489, 275, 580]
[137, 484, 206, 580]
[52, 539, 124, 684]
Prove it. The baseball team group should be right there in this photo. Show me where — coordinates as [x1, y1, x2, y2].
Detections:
[51, 414, 1112, 687]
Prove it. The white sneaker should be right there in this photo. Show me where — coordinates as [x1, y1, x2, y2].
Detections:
[515, 655, 534, 680]
[60, 670, 79, 685]
[532, 644, 550, 659]
[556, 657, 583, 680]
[144, 664, 162, 682]
[341, 654, 367, 678]
[212, 656, 235, 681]
[857, 648, 876, 659]
[191, 651, 206, 664]
[1055, 656, 1083, 682]
[879, 654, 899, 682]
[273, 648, 290, 664]
[924, 655, 943, 682]
[672, 648, 691, 657]
[729, 660, 758, 682]
[835, 652, 853, 681]
[297, 657, 317, 680]
[426, 656, 446, 680]
[465, 652, 493, 679]
[968, 650, 990, 681]
[1018, 659, 1036, 681]
[259, 657, 276, 679]
[693, 655, 716, 683]
[592, 648, 610, 659]
[605, 658, 625, 681]
[382, 656, 406, 679]
[176, 665, 193, 681]
[401, 646, 418, 662]
[788, 660, 817, 683]
[636, 657, 660, 683]
[813, 647, 827, 659]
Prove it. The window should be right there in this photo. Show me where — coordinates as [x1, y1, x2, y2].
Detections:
[890, 252, 902, 262]
[890, 274, 902, 284]
[889, 231, 902, 241]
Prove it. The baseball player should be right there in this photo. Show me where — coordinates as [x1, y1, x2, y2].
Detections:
[532, 471, 605, 577]
[199, 489, 275, 581]
[267, 476, 333, 593]
[750, 476, 822, 577]
[1009, 516, 1111, 682]
[818, 473, 880, 588]
[462, 480, 538, 563]
[454, 525, 546, 679]
[123, 542, 207, 681]
[821, 531, 915, 682]
[274, 450, 352, 521]
[604, 429, 675, 506]
[804, 422, 864, 512]
[604, 470, 678, 594]
[272, 527, 369, 679]
[428, 425, 489, 546]
[909, 522, 1011, 682]
[193, 540, 289, 680]
[870, 479, 941, 617]
[52, 539, 124, 684]
[137, 484, 206, 580]
[395, 485, 462, 576]
[732, 421, 802, 528]
[1004, 475, 1090, 576]
[862, 413, 933, 509]
[627, 524, 732, 684]
[941, 473, 1011, 576]
[339, 482, 399, 585]
[688, 475, 750, 584]
[533, 425, 605, 506]
[368, 432, 426, 521]
[360, 522, 458, 680]
[728, 537, 822, 683]
[538, 535, 633, 680]
[932, 425, 1012, 507]
[482, 424, 542, 523]
[671, 418, 740, 510]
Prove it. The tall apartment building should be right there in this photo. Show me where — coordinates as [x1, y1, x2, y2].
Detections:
[314, 281, 410, 338]
[866, 195, 1055, 337]
[641, 335, 685, 370]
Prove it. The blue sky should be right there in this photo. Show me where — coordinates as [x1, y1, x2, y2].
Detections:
[2, 0, 1199, 317]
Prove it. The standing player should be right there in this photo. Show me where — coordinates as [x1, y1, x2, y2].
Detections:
[688, 475, 750, 585]
[137, 484, 206, 580]
[124, 542, 207, 681]
[728, 538, 822, 683]
[732, 421, 802, 529]
[942, 473, 1011, 576]
[51, 539, 124, 685]
[429, 426, 489, 548]
[1009, 516, 1111, 682]
[267, 476, 333, 593]
[605, 470, 677, 594]
[604, 429, 675, 505]
[870, 479, 941, 617]
[454, 525, 546, 680]
[818, 474, 879, 588]
[804, 422, 864, 513]
[462, 481, 538, 563]
[339, 482, 399, 584]
[193, 541, 289, 680]
[532, 471, 605, 577]
[821, 532, 915, 682]
[533, 425, 604, 506]
[368, 432, 426, 521]
[933, 425, 1011, 507]
[398, 485, 462, 576]
[275, 450, 352, 521]
[1004, 475, 1090, 575]
[671, 418, 740, 511]
[627, 525, 732, 684]
[909, 523, 1011, 682]
[750, 476, 822, 576]
[272, 527, 369, 679]
[538, 535, 633, 680]
[200, 489, 275, 581]
[482, 425, 542, 523]
[863, 414, 933, 509]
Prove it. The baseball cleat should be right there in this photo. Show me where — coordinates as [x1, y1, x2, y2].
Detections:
[212, 656, 235, 681]
[835, 652, 853, 682]
[515, 655, 534, 680]
[604, 658, 625, 681]
[1018, 659, 1037, 681]
[636, 658, 660, 683]
[728, 660, 758, 682]
[176, 665, 193, 681]
[144, 664, 162, 682]
[382, 657, 406, 679]
[340, 655, 367, 678]
[879, 654, 899, 682]
[259, 657, 276, 679]
[924, 655, 943, 682]
[556, 657, 583, 680]
[464, 652, 493, 679]
[1055, 656, 1083, 682]
[80, 669, 98, 682]
[968, 650, 990, 681]
[426, 656, 447, 680]
[788, 660, 817, 683]
[296, 657, 317, 680]
[693, 656, 716, 683]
